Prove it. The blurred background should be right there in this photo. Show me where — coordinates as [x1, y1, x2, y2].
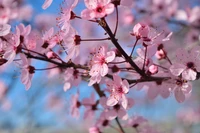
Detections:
[0, 0, 200, 133]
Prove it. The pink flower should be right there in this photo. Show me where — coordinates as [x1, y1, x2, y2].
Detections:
[57, 0, 78, 32]
[89, 45, 115, 86]
[131, 23, 150, 40]
[170, 48, 200, 80]
[81, 0, 114, 19]
[63, 26, 81, 61]
[19, 54, 35, 90]
[0, 24, 11, 36]
[42, 0, 53, 10]
[3, 33, 20, 64]
[70, 91, 81, 118]
[100, 97, 134, 120]
[106, 74, 129, 109]
[63, 68, 81, 91]
[41, 27, 61, 51]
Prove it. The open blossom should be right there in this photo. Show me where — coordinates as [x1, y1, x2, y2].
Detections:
[3, 33, 20, 64]
[63, 26, 80, 61]
[100, 97, 134, 120]
[63, 68, 81, 91]
[57, 0, 78, 32]
[89, 45, 115, 86]
[18, 54, 35, 90]
[170, 48, 200, 80]
[106, 74, 129, 109]
[81, 0, 114, 19]
[70, 91, 81, 118]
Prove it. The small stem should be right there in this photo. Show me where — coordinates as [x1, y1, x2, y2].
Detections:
[114, 6, 119, 36]
[81, 38, 110, 42]
[22, 48, 46, 57]
[115, 117, 125, 133]
[75, 16, 98, 23]
[142, 47, 147, 71]
[34, 66, 59, 71]
[109, 124, 122, 133]
[130, 39, 139, 57]
[166, 55, 172, 65]
[108, 60, 127, 64]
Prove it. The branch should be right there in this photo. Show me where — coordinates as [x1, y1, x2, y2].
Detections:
[98, 18, 147, 78]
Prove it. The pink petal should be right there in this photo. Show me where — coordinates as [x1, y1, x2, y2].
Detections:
[118, 108, 128, 120]
[182, 83, 192, 94]
[105, 110, 117, 120]
[42, 0, 53, 10]
[100, 63, 108, 76]
[0, 24, 11, 36]
[182, 69, 197, 80]
[122, 80, 129, 93]
[160, 86, 170, 99]
[106, 51, 115, 62]
[113, 74, 122, 86]
[147, 86, 159, 100]
[104, 3, 115, 15]
[170, 63, 186, 76]
[121, 94, 128, 109]
[175, 87, 185, 103]
[64, 82, 71, 91]
[81, 9, 95, 19]
[107, 96, 118, 106]
[84, 0, 98, 9]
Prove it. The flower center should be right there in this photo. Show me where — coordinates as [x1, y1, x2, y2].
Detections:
[117, 86, 123, 94]
[96, 6, 103, 13]
[187, 62, 194, 69]
[100, 57, 106, 65]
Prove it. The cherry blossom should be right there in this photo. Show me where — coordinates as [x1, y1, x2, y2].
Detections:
[63, 68, 81, 91]
[106, 74, 129, 109]
[57, 0, 78, 32]
[170, 48, 200, 81]
[18, 54, 34, 90]
[89, 45, 115, 86]
[70, 91, 81, 118]
[63, 26, 81, 61]
[81, 0, 115, 19]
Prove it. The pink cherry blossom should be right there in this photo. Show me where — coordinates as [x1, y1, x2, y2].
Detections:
[106, 74, 129, 109]
[42, 0, 53, 10]
[19, 54, 34, 90]
[89, 45, 115, 86]
[100, 97, 133, 120]
[81, 0, 114, 19]
[63, 26, 80, 61]
[3, 33, 20, 64]
[131, 23, 150, 40]
[70, 91, 81, 118]
[170, 48, 200, 80]
[63, 68, 81, 91]
[57, 0, 78, 32]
